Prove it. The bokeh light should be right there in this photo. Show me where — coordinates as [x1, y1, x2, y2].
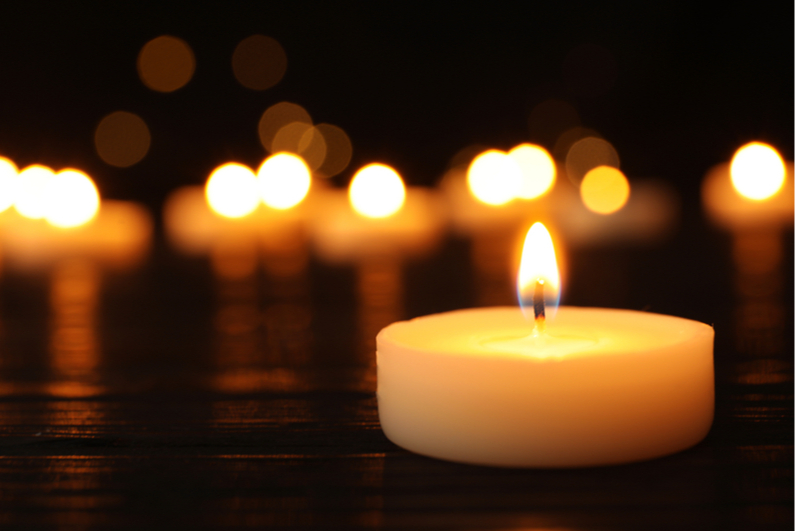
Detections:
[467, 150, 522, 206]
[349, 163, 406, 218]
[44, 169, 100, 228]
[94, 111, 151, 168]
[580, 166, 630, 214]
[137, 35, 195, 92]
[258, 102, 312, 152]
[730, 142, 786, 200]
[232, 35, 287, 90]
[257, 153, 311, 210]
[15, 164, 55, 219]
[0, 157, 18, 213]
[271, 122, 327, 171]
[315, 123, 353, 178]
[565, 136, 619, 185]
[508, 144, 556, 199]
[205, 163, 259, 218]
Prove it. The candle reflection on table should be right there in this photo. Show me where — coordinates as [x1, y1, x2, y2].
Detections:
[308, 164, 445, 378]
[702, 143, 793, 382]
[46, 258, 104, 398]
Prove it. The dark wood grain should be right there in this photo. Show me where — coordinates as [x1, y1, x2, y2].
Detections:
[0, 229, 791, 530]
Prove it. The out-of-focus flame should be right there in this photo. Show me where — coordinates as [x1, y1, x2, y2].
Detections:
[15, 165, 56, 219]
[44, 169, 100, 228]
[509, 144, 556, 199]
[257, 152, 311, 210]
[205, 163, 260, 218]
[730, 142, 785, 200]
[517, 222, 560, 320]
[349, 163, 405, 218]
[580, 165, 630, 214]
[0, 157, 18, 213]
[467, 150, 522, 205]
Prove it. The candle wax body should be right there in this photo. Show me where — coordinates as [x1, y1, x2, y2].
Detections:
[308, 187, 445, 263]
[377, 307, 714, 467]
[1, 201, 152, 271]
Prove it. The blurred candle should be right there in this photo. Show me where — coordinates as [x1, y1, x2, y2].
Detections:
[550, 170, 679, 248]
[702, 142, 793, 358]
[165, 156, 316, 258]
[441, 146, 556, 306]
[309, 163, 445, 263]
[308, 163, 445, 371]
[702, 142, 793, 231]
[1, 166, 151, 271]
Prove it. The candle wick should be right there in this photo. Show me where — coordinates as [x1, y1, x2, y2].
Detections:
[533, 279, 546, 335]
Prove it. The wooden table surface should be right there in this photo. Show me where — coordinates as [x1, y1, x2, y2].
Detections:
[0, 221, 791, 530]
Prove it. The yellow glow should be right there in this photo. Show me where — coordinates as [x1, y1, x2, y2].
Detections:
[580, 166, 630, 214]
[15, 164, 56, 219]
[467, 150, 522, 205]
[730, 142, 786, 200]
[0, 157, 18, 213]
[508, 144, 556, 199]
[137, 35, 195, 92]
[44, 169, 100, 228]
[518, 222, 560, 304]
[257, 153, 311, 210]
[349, 163, 406, 218]
[205, 163, 260, 218]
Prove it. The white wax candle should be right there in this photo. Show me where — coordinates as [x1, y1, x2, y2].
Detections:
[1, 200, 152, 271]
[308, 187, 446, 263]
[702, 162, 794, 230]
[551, 178, 679, 247]
[377, 306, 714, 468]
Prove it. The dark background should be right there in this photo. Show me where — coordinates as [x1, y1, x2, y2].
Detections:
[0, 3, 791, 529]
[0, 2, 791, 212]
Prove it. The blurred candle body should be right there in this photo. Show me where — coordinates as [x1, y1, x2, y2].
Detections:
[702, 142, 793, 230]
[1, 165, 151, 271]
[309, 163, 445, 263]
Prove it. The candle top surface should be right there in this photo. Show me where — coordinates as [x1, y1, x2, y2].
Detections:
[378, 306, 713, 361]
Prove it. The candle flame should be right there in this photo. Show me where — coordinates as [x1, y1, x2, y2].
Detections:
[205, 163, 260, 218]
[730, 142, 785, 201]
[517, 222, 560, 321]
[257, 152, 311, 210]
[349, 163, 406, 218]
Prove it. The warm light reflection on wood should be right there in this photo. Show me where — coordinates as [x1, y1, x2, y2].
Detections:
[49, 259, 99, 380]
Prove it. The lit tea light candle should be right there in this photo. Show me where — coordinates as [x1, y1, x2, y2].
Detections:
[309, 163, 445, 263]
[441, 146, 557, 306]
[550, 167, 679, 247]
[702, 142, 793, 230]
[1, 166, 151, 270]
[442, 146, 556, 235]
[164, 155, 316, 257]
[377, 222, 714, 467]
